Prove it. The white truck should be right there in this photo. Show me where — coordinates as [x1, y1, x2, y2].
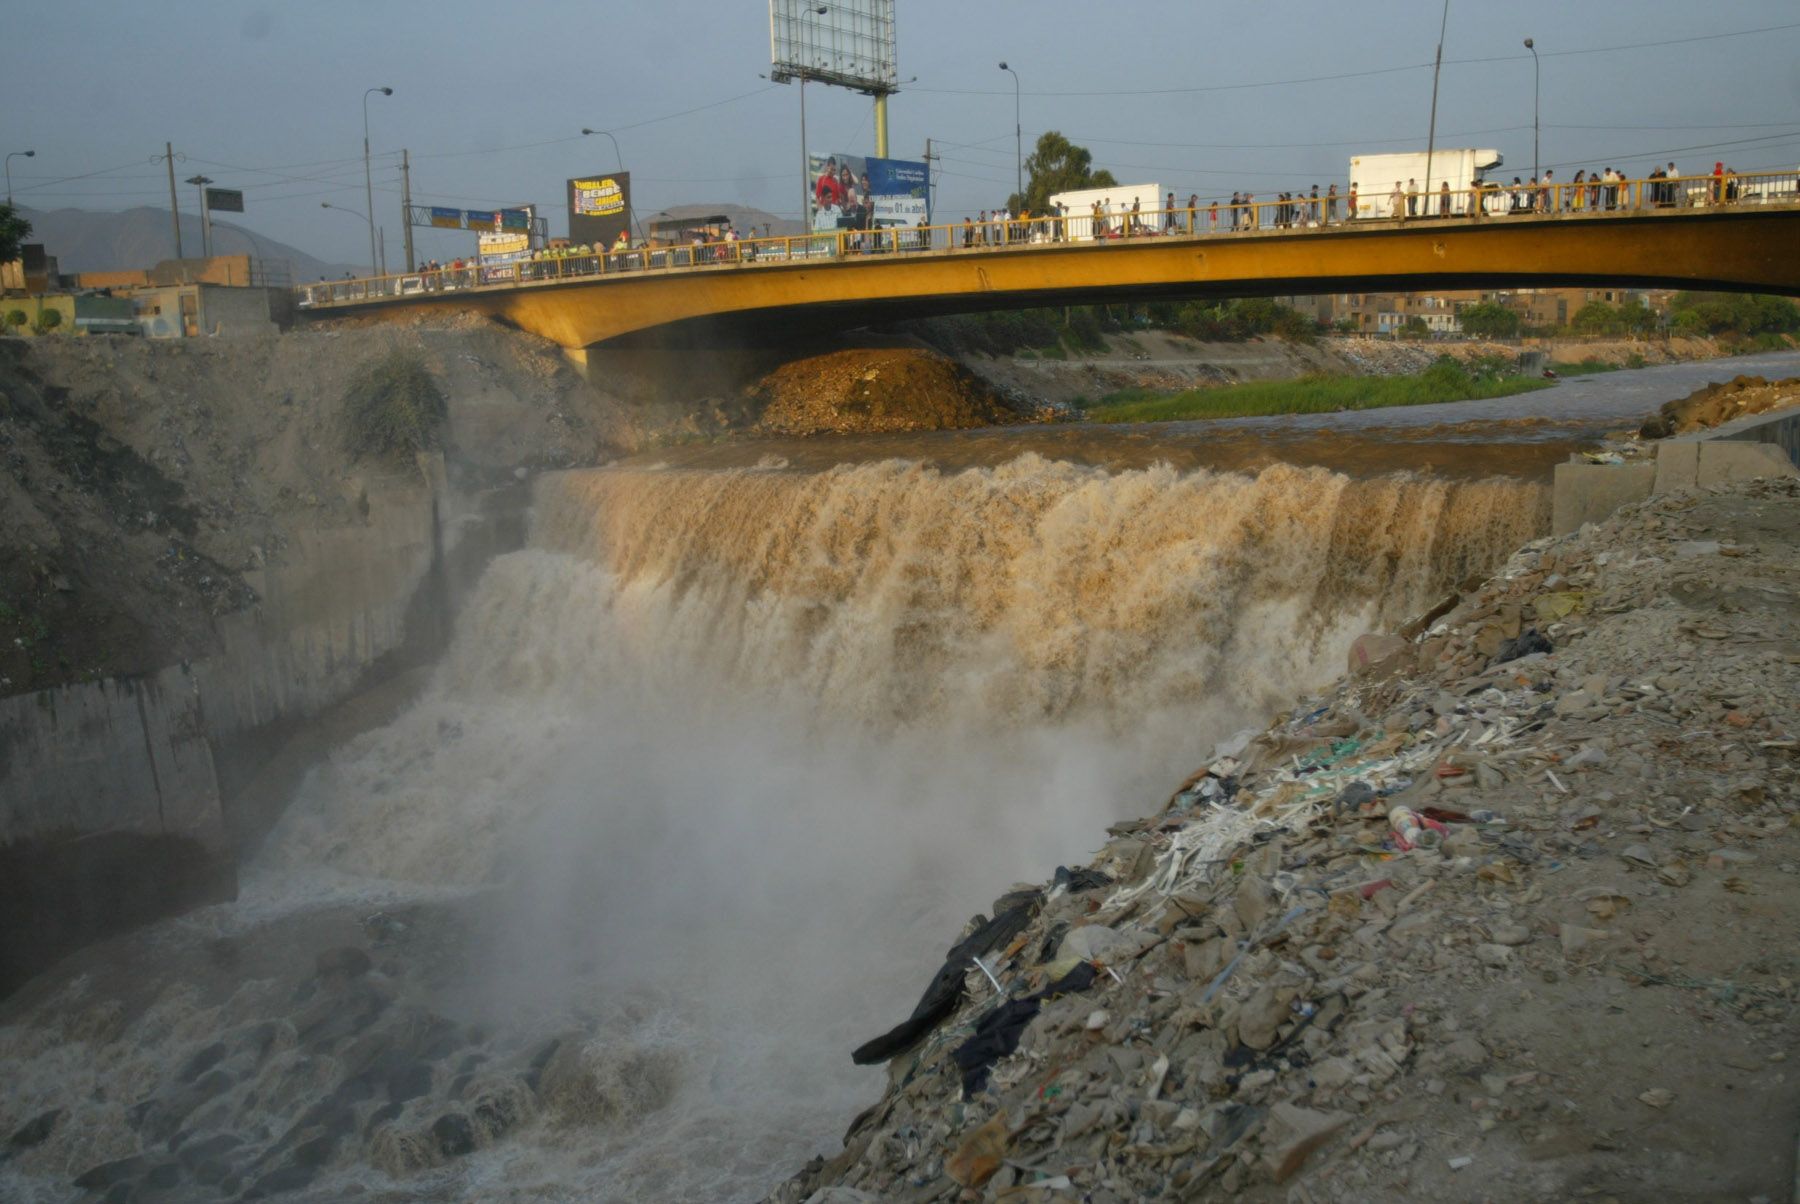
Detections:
[1348, 149, 1503, 218]
[1046, 182, 1167, 240]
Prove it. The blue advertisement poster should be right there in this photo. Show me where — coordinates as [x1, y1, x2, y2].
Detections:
[807, 152, 929, 233]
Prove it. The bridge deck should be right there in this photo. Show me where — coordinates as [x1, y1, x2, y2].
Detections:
[299, 178, 1800, 349]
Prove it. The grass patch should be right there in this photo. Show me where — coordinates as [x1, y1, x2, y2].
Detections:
[1084, 357, 1553, 424]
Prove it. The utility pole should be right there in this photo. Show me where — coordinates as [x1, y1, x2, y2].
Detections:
[400, 148, 415, 272]
[874, 94, 889, 159]
[161, 142, 183, 258]
[923, 137, 937, 224]
[1423, 0, 1451, 212]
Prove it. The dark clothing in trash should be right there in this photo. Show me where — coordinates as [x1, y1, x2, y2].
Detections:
[953, 962, 1100, 1096]
[1495, 627, 1552, 663]
[851, 897, 1042, 1065]
[1053, 865, 1113, 893]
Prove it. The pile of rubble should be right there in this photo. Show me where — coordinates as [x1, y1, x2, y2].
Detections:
[1639, 374, 1800, 438]
[779, 476, 1800, 1203]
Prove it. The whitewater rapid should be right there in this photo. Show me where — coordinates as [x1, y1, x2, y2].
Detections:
[0, 455, 1546, 1203]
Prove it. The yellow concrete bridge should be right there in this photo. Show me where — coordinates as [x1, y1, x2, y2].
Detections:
[299, 177, 1800, 349]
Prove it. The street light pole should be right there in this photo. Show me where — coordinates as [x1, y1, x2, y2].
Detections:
[998, 62, 1021, 208]
[4, 149, 34, 205]
[363, 86, 393, 278]
[1524, 38, 1540, 186]
[580, 128, 623, 171]
[185, 175, 214, 257]
[1422, 0, 1451, 213]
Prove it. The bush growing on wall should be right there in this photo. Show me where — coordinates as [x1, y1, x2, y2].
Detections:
[341, 351, 447, 464]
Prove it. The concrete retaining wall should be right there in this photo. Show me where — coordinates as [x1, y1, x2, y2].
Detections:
[0, 664, 223, 850]
[0, 464, 525, 994]
[1552, 407, 1800, 534]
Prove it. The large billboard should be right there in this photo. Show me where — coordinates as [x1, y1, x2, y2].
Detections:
[568, 171, 632, 248]
[807, 152, 928, 233]
[476, 208, 535, 283]
[770, 0, 896, 93]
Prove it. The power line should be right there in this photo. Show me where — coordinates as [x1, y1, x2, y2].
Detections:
[910, 21, 1800, 99]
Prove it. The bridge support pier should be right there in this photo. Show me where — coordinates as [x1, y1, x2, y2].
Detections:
[561, 347, 596, 382]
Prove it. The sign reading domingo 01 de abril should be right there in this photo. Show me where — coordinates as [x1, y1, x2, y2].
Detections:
[567, 171, 632, 247]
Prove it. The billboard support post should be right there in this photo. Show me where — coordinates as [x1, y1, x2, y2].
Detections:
[770, 0, 899, 209]
[799, 79, 809, 236]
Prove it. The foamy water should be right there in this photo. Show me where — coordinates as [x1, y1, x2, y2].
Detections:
[0, 456, 1546, 1202]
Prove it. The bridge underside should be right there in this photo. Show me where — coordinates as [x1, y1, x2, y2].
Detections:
[313, 208, 1800, 349]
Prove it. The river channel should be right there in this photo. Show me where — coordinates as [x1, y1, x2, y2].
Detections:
[1, 352, 1792, 1203]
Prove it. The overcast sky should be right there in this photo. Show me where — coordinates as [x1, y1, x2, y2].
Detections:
[5, 0, 1798, 268]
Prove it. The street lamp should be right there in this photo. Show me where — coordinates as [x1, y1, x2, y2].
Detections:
[185, 175, 214, 257]
[5, 149, 33, 205]
[579, 129, 623, 171]
[1523, 38, 1540, 188]
[998, 62, 1021, 208]
[362, 86, 393, 277]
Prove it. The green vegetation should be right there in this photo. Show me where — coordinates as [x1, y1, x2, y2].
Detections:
[32, 307, 60, 335]
[0, 203, 29, 265]
[1457, 301, 1522, 340]
[341, 351, 447, 464]
[1014, 131, 1118, 215]
[1568, 299, 1659, 337]
[1668, 291, 1799, 338]
[907, 297, 1319, 360]
[3, 309, 26, 334]
[1084, 355, 1551, 424]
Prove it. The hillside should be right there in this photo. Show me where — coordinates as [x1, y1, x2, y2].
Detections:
[13, 205, 362, 282]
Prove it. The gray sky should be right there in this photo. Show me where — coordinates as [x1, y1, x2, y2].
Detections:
[5, 0, 1798, 267]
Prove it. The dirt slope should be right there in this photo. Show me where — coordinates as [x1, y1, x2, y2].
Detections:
[779, 476, 1800, 1203]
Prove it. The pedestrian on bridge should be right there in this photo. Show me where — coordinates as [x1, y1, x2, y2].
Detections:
[1440, 180, 1451, 217]
[1406, 179, 1419, 217]
[1187, 193, 1199, 232]
[1327, 184, 1339, 224]
[1390, 181, 1405, 221]
[1165, 192, 1178, 232]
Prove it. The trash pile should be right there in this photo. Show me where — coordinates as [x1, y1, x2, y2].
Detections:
[777, 475, 1800, 1203]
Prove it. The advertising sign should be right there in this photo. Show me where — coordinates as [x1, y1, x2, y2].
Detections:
[807, 152, 928, 233]
[568, 171, 632, 248]
[204, 187, 244, 213]
[770, 0, 896, 94]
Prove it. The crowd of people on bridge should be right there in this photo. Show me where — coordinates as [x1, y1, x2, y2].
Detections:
[944, 159, 1756, 245]
[306, 159, 1772, 306]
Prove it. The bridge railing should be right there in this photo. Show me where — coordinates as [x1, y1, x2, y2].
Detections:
[295, 168, 1799, 309]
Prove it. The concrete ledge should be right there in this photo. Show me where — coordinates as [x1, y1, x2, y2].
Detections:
[1553, 462, 1656, 535]
[1556, 428, 1800, 535]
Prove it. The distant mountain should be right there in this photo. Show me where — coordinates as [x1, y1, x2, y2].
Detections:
[13, 206, 362, 283]
[638, 203, 802, 240]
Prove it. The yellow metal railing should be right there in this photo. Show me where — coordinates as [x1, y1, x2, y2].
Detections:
[295, 168, 1800, 309]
